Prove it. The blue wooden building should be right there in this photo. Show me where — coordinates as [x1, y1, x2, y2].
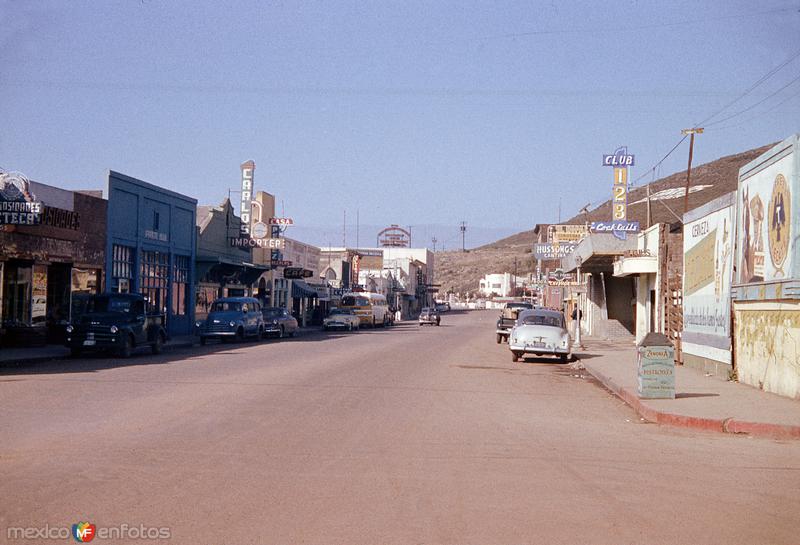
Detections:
[106, 171, 197, 338]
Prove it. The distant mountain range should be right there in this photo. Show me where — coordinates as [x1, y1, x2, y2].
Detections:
[435, 142, 776, 296]
[285, 223, 522, 250]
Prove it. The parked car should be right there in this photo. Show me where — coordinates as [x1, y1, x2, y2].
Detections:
[508, 308, 571, 363]
[196, 297, 264, 344]
[323, 308, 361, 331]
[435, 302, 451, 312]
[64, 293, 167, 357]
[496, 301, 534, 343]
[419, 307, 441, 326]
[261, 306, 299, 338]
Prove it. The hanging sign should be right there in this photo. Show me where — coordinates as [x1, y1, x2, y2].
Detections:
[240, 161, 255, 236]
[268, 217, 294, 225]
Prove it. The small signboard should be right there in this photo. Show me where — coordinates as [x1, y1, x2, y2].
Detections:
[284, 267, 313, 279]
[269, 217, 294, 225]
[230, 237, 286, 249]
[270, 259, 293, 268]
[533, 242, 576, 260]
[0, 170, 42, 225]
[637, 333, 675, 399]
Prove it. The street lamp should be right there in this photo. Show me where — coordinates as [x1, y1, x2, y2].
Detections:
[572, 254, 584, 351]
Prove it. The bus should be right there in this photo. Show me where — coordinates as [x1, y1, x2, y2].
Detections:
[339, 292, 390, 327]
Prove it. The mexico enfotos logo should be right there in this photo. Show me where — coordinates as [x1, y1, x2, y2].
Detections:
[6, 521, 171, 542]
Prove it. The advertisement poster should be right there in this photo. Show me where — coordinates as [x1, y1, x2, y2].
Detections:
[736, 153, 794, 285]
[683, 204, 734, 347]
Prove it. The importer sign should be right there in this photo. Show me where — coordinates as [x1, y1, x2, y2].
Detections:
[0, 170, 42, 225]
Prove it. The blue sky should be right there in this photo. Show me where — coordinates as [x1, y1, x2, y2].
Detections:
[2, 0, 799, 247]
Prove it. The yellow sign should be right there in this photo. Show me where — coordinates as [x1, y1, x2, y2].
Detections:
[612, 167, 627, 220]
[685, 229, 716, 296]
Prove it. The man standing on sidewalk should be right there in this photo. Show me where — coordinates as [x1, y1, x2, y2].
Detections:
[571, 307, 582, 338]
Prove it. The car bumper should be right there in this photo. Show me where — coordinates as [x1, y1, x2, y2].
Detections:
[495, 328, 511, 335]
[324, 323, 352, 329]
[508, 342, 570, 356]
[263, 325, 281, 333]
[199, 331, 238, 338]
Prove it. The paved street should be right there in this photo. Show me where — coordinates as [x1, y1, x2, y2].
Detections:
[2, 310, 799, 545]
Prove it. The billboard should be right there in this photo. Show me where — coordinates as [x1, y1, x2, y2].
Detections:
[736, 153, 794, 285]
[548, 224, 588, 244]
[683, 200, 735, 362]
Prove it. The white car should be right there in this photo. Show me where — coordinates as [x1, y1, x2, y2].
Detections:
[323, 308, 361, 331]
[508, 309, 571, 363]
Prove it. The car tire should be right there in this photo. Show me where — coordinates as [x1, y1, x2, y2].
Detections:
[496, 334, 502, 344]
[511, 352, 520, 363]
[70, 346, 82, 358]
[119, 334, 133, 358]
[290, 330, 296, 338]
[152, 332, 164, 355]
[560, 354, 568, 364]
[200, 336, 207, 346]
[279, 326, 285, 339]
[235, 328, 244, 342]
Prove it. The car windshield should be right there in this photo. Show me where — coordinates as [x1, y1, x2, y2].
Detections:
[86, 296, 133, 314]
[210, 301, 242, 312]
[521, 314, 564, 328]
[330, 309, 352, 315]
[342, 296, 369, 307]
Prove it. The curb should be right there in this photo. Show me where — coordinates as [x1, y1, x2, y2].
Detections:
[582, 362, 800, 441]
[0, 339, 197, 368]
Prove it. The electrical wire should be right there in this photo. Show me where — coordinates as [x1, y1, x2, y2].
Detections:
[704, 73, 800, 127]
[706, 85, 800, 132]
[693, 45, 800, 128]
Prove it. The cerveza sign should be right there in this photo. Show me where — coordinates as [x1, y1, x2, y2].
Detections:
[533, 243, 576, 260]
[590, 221, 640, 235]
[230, 237, 286, 249]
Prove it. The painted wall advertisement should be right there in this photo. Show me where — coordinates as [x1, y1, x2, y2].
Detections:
[682, 203, 735, 361]
[736, 153, 794, 285]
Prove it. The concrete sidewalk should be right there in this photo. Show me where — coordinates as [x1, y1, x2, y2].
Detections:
[0, 325, 331, 367]
[0, 335, 197, 367]
[576, 337, 800, 440]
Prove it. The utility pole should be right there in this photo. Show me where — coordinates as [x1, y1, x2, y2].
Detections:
[460, 221, 466, 252]
[356, 209, 359, 248]
[431, 236, 437, 252]
[681, 127, 704, 215]
[343, 210, 346, 247]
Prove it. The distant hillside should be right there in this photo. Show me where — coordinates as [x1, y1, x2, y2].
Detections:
[435, 143, 775, 296]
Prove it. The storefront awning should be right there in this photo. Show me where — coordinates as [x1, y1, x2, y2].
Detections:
[291, 279, 318, 299]
[196, 256, 269, 286]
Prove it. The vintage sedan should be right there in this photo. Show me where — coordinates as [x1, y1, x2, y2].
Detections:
[261, 306, 299, 338]
[418, 307, 441, 326]
[508, 308, 571, 363]
[196, 297, 264, 344]
[323, 308, 360, 331]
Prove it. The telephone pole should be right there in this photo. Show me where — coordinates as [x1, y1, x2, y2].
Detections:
[431, 236, 437, 252]
[681, 127, 704, 215]
[460, 221, 466, 252]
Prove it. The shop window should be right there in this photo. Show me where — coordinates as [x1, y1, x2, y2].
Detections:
[171, 255, 189, 316]
[112, 244, 134, 293]
[71, 268, 100, 294]
[140, 250, 169, 314]
[2, 261, 32, 325]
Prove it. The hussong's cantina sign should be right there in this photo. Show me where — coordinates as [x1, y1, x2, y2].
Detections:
[0, 170, 42, 225]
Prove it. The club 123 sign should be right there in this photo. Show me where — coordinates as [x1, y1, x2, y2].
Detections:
[596, 147, 639, 240]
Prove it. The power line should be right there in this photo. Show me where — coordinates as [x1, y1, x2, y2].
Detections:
[706, 83, 800, 132]
[704, 73, 800, 127]
[694, 45, 800, 128]
[482, 6, 798, 40]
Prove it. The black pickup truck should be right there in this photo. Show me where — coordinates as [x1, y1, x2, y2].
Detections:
[495, 301, 534, 343]
[64, 293, 167, 357]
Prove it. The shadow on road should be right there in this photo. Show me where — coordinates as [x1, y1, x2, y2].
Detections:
[0, 322, 422, 376]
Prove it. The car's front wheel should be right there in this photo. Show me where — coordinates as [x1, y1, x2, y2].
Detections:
[152, 332, 164, 354]
[511, 351, 521, 363]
